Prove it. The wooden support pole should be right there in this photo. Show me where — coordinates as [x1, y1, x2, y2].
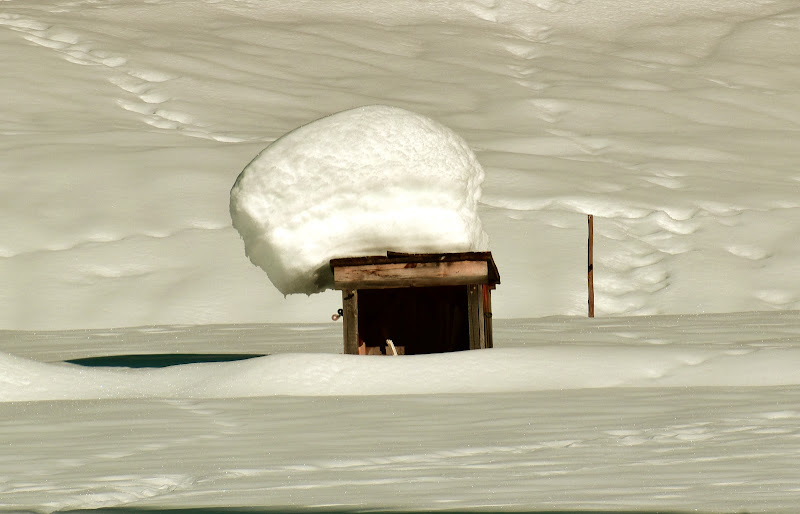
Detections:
[467, 284, 486, 350]
[482, 285, 493, 349]
[342, 289, 359, 354]
[588, 214, 595, 318]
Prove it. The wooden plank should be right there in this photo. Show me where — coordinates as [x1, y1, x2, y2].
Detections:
[333, 260, 489, 290]
[483, 285, 493, 349]
[331, 251, 500, 285]
[342, 289, 359, 355]
[467, 285, 485, 350]
[333, 251, 491, 266]
[478, 286, 486, 349]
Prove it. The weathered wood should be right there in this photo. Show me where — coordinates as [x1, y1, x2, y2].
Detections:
[342, 289, 359, 354]
[332, 251, 499, 355]
[331, 251, 500, 285]
[483, 284, 493, 349]
[588, 214, 595, 318]
[467, 284, 485, 350]
[334, 260, 489, 290]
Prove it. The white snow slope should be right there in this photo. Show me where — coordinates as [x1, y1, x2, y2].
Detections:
[2, 0, 800, 329]
[2, 0, 800, 512]
[2, 313, 800, 512]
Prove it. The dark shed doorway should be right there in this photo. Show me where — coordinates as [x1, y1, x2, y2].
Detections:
[357, 286, 469, 354]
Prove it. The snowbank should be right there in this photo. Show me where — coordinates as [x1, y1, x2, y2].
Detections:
[5, 315, 800, 513]
[5, 340, 800, 402]
[229, 105, 489, 295]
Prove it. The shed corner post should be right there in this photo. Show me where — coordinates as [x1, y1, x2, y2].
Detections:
[467, 284, 486, 350]
[483, 284, 493, 349]
[342, 289, 359, 354]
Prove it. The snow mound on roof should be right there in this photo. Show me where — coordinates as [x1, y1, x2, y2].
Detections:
[230, 105, 489, 295]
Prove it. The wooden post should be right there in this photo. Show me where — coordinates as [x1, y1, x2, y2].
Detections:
[588, 214, 595, 318]
[482, 285, 493, 349]
[342, 289, 359, 354]
[467, 284, 486, 350]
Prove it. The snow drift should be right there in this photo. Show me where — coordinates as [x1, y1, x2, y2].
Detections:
[229, 105, 489, 295]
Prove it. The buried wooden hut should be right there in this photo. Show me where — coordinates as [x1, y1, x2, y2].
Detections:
[330, 251, 500, 355]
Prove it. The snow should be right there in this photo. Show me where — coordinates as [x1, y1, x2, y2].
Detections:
[2, 313, 800, 512]
[2, 0, 799, 329]
[2, 0, 800, 511]
[4, 312, 800, 403]
[8, 310, 800, 402]
[230, 105, 489, 295]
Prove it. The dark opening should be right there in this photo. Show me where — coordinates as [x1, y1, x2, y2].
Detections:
[66, 353, 265, 368]
[357, 286, 469, 355]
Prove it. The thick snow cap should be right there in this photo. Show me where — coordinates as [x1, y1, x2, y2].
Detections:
[230, 105, 489, 295]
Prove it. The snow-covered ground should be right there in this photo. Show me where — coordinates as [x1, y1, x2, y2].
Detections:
[2, 0, 800, 512]
[3, 312, 800, 512]
[2, 0, 800, 329]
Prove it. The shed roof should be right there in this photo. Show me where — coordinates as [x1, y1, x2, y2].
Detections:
[330, 251, 500, 290]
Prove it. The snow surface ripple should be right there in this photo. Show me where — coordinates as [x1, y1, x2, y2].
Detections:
[2, 0, 800, 328]
[3, 312, 800, 402]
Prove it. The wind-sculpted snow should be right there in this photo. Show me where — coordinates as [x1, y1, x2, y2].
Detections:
[2, 0, 800, 328]
[230, 105, 488, 295]
[5, 346, 800, 403]
[3, 314, 800, 512]
[3, 312, 800, 402]
[4, 2, 800, 510]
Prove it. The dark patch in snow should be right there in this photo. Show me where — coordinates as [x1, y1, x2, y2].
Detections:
[66, 353, 265, 368]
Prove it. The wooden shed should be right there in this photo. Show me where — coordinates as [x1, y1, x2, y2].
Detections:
[330, 251, 500, 355]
